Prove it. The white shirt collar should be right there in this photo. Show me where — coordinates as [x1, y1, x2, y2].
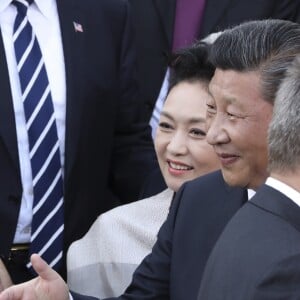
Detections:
[266, 177, 300, 207]
[34, 0, 56, 20]
[0, 0, 56, 20]
[247, 189, 256, 200]
[0, 0, 12, 13]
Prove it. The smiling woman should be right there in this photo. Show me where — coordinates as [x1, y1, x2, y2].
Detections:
[66, 39, 220, 298]
[155, 80, 219, 192]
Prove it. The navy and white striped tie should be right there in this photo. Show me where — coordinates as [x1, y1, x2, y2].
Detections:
[13, 0, 64, 271]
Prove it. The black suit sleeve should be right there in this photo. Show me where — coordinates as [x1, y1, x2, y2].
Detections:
[251, 253, 300, 300]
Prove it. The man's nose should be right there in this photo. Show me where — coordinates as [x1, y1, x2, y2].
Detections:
[206, 115, 230, 146]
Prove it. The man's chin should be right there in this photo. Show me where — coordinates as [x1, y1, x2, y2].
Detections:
[221, 169, 246, 187]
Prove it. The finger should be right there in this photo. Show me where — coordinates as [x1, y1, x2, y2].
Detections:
[30, 254, 59, 282]
[0, 259, 13, 289]
[0, 281, 33, 300]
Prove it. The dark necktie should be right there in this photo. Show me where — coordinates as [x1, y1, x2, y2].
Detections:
[13, 0, 64, 272]
[172, 0, 206, 50]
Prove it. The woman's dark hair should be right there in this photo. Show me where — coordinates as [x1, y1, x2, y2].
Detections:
[168, 41, 215, 92]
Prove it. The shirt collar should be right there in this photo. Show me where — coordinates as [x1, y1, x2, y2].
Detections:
[0, 0, 12, 13]
[34, 0, 56, 20]
[247, 189, 256, 200]
[266, 176, 300, 207]
[0, 0, 56, 19]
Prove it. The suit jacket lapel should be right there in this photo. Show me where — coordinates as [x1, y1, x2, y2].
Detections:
[56, 0, 86, 184]
[200, 0, 232, 37]
[153, 0, 176, 48]
[0, 31, 20, 172]
[251, 184, 300, 233]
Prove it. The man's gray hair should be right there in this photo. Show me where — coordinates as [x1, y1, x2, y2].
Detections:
[268, 55, 300, 172]
[209, 19, 300, 104]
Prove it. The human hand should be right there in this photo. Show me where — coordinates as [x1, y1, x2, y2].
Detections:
[0, 259, 12, 291]
[0, 254, 69, 300]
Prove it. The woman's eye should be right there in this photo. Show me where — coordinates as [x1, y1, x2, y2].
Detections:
[159, 122, 173, 130]
[190, 129, 206, 137]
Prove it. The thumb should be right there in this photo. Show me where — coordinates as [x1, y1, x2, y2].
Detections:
[30, 254, 59, 282]
[31, 254, 69, 299]
[0, 255, 68, 300]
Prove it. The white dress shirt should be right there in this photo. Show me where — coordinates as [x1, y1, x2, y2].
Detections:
[247, 188, 256, 200]
[0, 0, 66, 243]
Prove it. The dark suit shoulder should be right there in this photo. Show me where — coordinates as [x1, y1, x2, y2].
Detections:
[175, 170, 227, 200]
[250, 184, 300, 235]
[183, 169, 225, 189]
[198, 186, 300, 300]
[172, 170, 246, 214]
[168, 171, 247, 299]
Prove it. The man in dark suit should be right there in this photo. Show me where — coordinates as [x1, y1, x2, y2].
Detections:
[129, 0, 300, 125]
[198, 54, 300, 300]
[1, 19, 300, 300]
[0, 0, 159, 283]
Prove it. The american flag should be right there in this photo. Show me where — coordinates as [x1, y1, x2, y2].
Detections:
[73, 21, 83, 33]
